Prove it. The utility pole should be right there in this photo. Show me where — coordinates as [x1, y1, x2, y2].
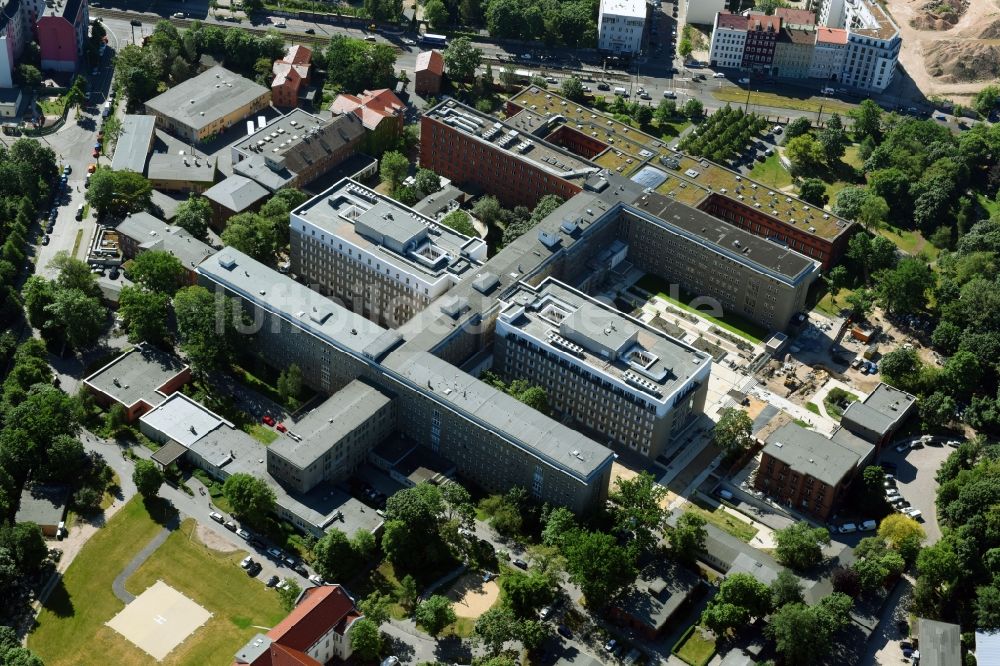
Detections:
[816, 103, 823, 126]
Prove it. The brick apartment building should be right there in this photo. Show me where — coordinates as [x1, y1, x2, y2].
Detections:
[742, 13, 781, 73]
[414, 50, 444, 95]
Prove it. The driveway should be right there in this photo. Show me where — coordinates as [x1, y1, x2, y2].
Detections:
[878, 442, 953, 544]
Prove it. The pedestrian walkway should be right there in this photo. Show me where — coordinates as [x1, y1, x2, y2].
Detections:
[112, 527, 170, 603]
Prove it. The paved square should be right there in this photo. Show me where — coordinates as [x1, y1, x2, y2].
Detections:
[106, 580, 212, 660]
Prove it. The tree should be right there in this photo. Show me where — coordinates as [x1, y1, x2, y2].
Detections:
[655, 98, 678, 125]
[129, 250, 187, 295]
[51, 252, 100, 298]
[767, 600, 845, 664]
[798, 178, 829, 207]
[682, 98, 704, 120]
[43, 434, 85, 483]
[635, 105, 653, 126]
[132, 459, 164, 499]
[668, 511, 706, 564]
[974, 85, 1000, 117]
[832, 566, 862, 597]
[382, 483, 451, 570]
[413, 168, 441, 196]
[542, 507, 576, 547]
[878, 514, 926, 551]
[86, 167, 152, 217]
[858, 194, 890, 231]
[832, 186, 871, 221]
[359, 590, 393, 626]
[786, 134, 825, 174]
[173, 286, 235, 373]
[222, 473, 276, 526]
[771, 568, 804, 608]
[380, 151, 409, 191]
[415, 594, 457, 636]
[499, 570, 554, 618]
[608, 471, 667, 556]
[678, 35, 693, 58]
[920, 391, 957, 430]
[173, 195, 211, 240]
[277, 364, 303, 405]
[818, 117, 848, 162]
[398, 574, 419, 612]
[713, 407, 753, 458]
[874, 257, 934, 314]
[880, 347, 922, 390]
[562, 530, 635, 608]
[561, 76, 585, 101]
[424, 0, 450, 28]
[350, 617, 382, 659]
[220, 212, 281, 262]
[474, 606, 520, 656]
[473, 195, 502, 227]
[18, 64, 41, 90]
[785, 116, 812, 140]
[440, 210, 477, 236]
[323, 36, 397, 91]
[118, 286, 169, 345]
[313, 529, 357, 581]
[774, 522, 829, 571]
[755, 0, 790, 13]
[701, 572, 773, 636]
[443, 37, 482, 82]
[851, 99, 883, 144]
[45, 288, 105, 349]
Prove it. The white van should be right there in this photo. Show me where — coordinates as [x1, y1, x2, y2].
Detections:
[662, 90, 677, 99]
[839, 523, 858, 534]
[713, 72, 726, 78]
[614, 87, 628, 96]
[861, 520, 878, 531]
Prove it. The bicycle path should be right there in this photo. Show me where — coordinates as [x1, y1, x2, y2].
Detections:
[111, 527, 170, 603]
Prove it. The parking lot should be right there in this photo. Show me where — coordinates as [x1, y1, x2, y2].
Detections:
[878, 440, 955, 544]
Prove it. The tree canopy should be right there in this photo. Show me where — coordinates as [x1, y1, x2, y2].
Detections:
[774, 522, 830, 571]
[222, 473, 276, 526]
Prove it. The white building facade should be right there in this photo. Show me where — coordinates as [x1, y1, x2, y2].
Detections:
[708, 12, 748, 69]
[841, 0, 900, 92]
[598, 0, 646, 55]
[684, 0, 725, 25]
[809, 27, 847, 80]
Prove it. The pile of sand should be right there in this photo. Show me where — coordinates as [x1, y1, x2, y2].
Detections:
[979, 18, 1000, 37]
[910, 0, 968, 29]
[925, 39, 1000, 81]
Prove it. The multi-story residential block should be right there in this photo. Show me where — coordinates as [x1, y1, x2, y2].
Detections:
[330, 88, 405, 154]
[597, 0, 646, 55]
[483, 91, 855, 268]
[809, 27, 848, 80]
[116, 212, 214, 280]
[773, 26, 816, 78]
[146, 154, 218, 193]
[231, 108, 364, 192]
[202, 175, 269, 229]
[144, 66, 271, 143]
[37, 0, 88, 73]
[685, 0, 726, 25]
[289, 178, 487, 327]
[270, 44, 311, 108]
[233, 585, 363, 666]
[495, 278, 711, 460]
[415, 50, 444, 96]
[841, 0, 900, 92]
[0, 0, 30, 88]
[708, 12, 748, 69]
[754, 422, 873, 520]
[819, 0, 848, 28]
[741, 13, 781, 73]
[267, 379, 395, 493]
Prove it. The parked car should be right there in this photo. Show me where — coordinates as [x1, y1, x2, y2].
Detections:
[539, 605, 553, 620]
[267, 547, 283, 560]
[304, 28, 315, 34]
[309, 574, 324, 585]
[247, 561, 262, 576]
[604, 639, 618, 653]
[838, 523, 857, 534]
[738, 77, 750, 84]
[266, 575, 279, 587]
[236, 528, 250, 540]
[172, 12, 185, 18]
[713, 72, 726, 78]
[401, 37, 415, 45]
[512, 558, 528, 570]
[597, 82, 610, 90]
[904, 507, 923, 520]
[293, 563, 308, 577]
[224, 520, 238, 532]
[861, 520, 878, 531]
[240, 556, 254, 569]
[276, 422, 287, 433]
[772, 125, 783, 134]
[895, 442, 911, 453]
[262, 415, 275, 426]
[557, 625, 572, 639]
[209, 512, 225, 524]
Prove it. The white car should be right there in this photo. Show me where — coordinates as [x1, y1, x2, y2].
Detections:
[713, 72, 726, 78]
[209, 511, 224, 524]
[903, 507, 923, 520]
[308, 574, 325, 585]
[838, 523, 857, 534]
[240, 556, 254, 569]
[401, 37, 416, 45]
[171, 12, 184, 18]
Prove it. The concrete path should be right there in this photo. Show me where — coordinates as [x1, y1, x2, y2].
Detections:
[111, 527, 170, 604]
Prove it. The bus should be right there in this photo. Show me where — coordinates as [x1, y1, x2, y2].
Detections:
[419, 33, 447, 47]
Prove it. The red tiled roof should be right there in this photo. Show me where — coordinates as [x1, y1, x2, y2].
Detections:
[416, 50, 445, 75]
[269, 643, 321, 666]
[748, 14, 782, 31]
[268, 585, 358, 653]
[330, 89, 406, 130]
[816, 26, 848, 44]
[774, 7, 816, 25]
[283, 44, 312, 66]
[716, 11, 749, 29]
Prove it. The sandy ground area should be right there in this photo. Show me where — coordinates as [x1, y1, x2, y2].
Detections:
[887, 0, 1000, 100]
[448, 574, 500, 618]
[610, 462, 680, 508]
[195, 524, 241, 553]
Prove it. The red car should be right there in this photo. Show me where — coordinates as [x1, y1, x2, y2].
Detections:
[92, 149, 99, 158]
[262, 415, 275, 426]
[276, 422, 287, 433]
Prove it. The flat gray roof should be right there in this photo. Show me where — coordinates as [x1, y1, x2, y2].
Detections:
[197, 248, 401, 362]
[147, 154, 217, 184]
[270, 379, 392, 468]
[15, 485, 69, 526]
[727, 551, 781, 585]
[203, 175, 269, 213]
[292, 179, 485, 282]
[382, 350, 616, 482]
[763, 422, 868, 488]
[918, 618, 960, 666]
[140, 392, 228, 447]
[111, 115, 155, 173]
[84, 345, 188, 409]
[499, 278, 709, 405]
[145, 66, 269, 133]
[614, 559, 699, 630]
[842, 382, 917, 436]
[117, 212, 215, 270]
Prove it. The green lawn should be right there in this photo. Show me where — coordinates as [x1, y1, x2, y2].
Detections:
[655, 117, 691, 139]
[442, 615, 477, 638]
[749, 152, 793, 190]
[879, 226, 940, 261]
[124, 518, 286, 666]
[824, 388, 859, 420]
[674, 626, 717, 666]
[244, 422, 279, 445]
[636, 276, 767, 344]
[841, 144, 864, 169]
[681, 501, 758, 542]
[38, 96, 67, 116]
[793, 418, 812, 429]
[977, 192, 999, 218]
[30, 498, 173, 665]
[711, 88, 856, 115]
[805, 402, 821, 415]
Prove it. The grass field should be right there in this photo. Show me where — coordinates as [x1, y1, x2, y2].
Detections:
[244, 422, 279, 445]
[681, 501, 758, 542]
[31, 501, 284, 666]
[711, 88, 856, 115]
[749, 152, 793, 190]
[805, 402, 821, 415]
[30, 498, 170, 665]
[879, 226, 939, 261]
[674, 626, 717, 666]
[636, 275, 767, 343]
[824, 389, 859, 420]
[655, 117, 691, 140]
[977, 192, 999, 218]
[39, 96, 67, 117]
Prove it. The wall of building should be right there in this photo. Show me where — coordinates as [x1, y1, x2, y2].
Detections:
[598, 8, 645, 55]
[148, 91, 271, 143]
[773, 39, 814, 78]
[809, 42, 846, 79]
[414, 70, 441, 95]
[38, 17, 78, 71]
[685, 0, 726, 25]
[753, 451, 846, 520]
[709, 25, 747, 69]
[420, 116, 583, 210]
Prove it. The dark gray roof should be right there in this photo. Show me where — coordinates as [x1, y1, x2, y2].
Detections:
[15, 485, 69, 527]
[111, 115, 155, 173]
[83, 344, 188, 409]
[841, 382, 917, 437]
[234, 634, 272, 665]
[145, 66, 269, 133]
[197, 248, 400, 362]
[203, 175, 269, 213]
[117, 212, 215, 270]
[918, 618, 960, 666]
[727, 551, 781, 585]
[147, 154, 217, 184]
[763, 422, 869, 488]
[613, 559, 700, 631]
[151, 440, 188, 467]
